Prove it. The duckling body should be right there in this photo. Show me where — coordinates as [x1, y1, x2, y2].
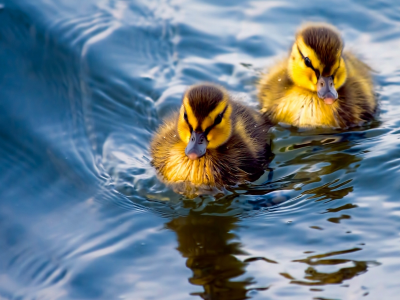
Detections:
[151, 84, 271, 190]
[258, 23, 376, 128]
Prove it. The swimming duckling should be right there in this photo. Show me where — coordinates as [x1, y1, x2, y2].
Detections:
[151, 83, 271, 191]
[258, 23, 377, 128]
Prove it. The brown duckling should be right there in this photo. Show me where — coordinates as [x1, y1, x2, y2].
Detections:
[151, 83, 271, 191]
[258, 23, 377, 128]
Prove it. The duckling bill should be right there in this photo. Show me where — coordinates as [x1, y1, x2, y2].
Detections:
[151, 83, 272, 191]
[258, 23, 377, 128]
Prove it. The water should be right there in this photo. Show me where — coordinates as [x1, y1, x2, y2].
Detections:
[1, 0, 400, 299]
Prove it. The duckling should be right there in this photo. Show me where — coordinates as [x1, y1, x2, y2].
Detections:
[150, 83, 271, 191]
[258, 23, 377, 128]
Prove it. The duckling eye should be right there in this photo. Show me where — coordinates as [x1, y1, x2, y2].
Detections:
[184, 112, 188, 121]
[214, 113, 223, 126]
[304, 57, 312, 68]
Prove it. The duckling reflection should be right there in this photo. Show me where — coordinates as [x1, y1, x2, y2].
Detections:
[286, 248, 380, 286]
[166, 212, 253, 300]
[275, 134, 363, 202]
[244, 134, 362, 207]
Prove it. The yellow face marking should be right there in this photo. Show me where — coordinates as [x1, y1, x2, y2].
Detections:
[183, 97, 198, 129]
[200, 100, 227, 131]
[289, 37, 345, 92]
[177, 96, 200, 144]
[177, 91, 233, 149]
[288, 43, 318, 91]
[177, 105, 191, 143]
[206, 103, 232, 149]
[333, 57, 347, 89]
[297, 37, 321, 71]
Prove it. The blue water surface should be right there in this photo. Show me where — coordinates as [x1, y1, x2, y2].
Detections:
[1, 0, 400, 299]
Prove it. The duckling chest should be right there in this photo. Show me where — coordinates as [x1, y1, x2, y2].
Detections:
[275, 92, 341, 128]
[163, 143, 218, 186]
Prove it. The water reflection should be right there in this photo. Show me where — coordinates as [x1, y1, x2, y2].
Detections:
[165, 205, 380, 299]
[166, 212, 254, 300]
[286, 248, 380, 286]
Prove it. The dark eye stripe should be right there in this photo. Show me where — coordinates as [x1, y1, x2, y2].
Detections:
[204, 105, 228, 136]
[297, 45, 320, 79]
[183, 110, 193, 132]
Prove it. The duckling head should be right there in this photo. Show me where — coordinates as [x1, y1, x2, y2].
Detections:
[177, 83, 233, 160]
[288, 23, 347, 105]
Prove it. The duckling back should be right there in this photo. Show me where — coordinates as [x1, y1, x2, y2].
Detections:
[229, 101, 272, 175]
[338, 52, 376, 122]
[150, 83, 272, 193]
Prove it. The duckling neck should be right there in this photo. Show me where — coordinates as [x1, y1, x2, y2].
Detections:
[274, 88, 342, 128]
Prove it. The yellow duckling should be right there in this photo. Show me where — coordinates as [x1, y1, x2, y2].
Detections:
[258, 23, 377, 128]
[151, 83, 271, 191]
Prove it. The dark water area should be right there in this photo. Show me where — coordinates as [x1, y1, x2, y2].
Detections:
[1, 0, 400, 299]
